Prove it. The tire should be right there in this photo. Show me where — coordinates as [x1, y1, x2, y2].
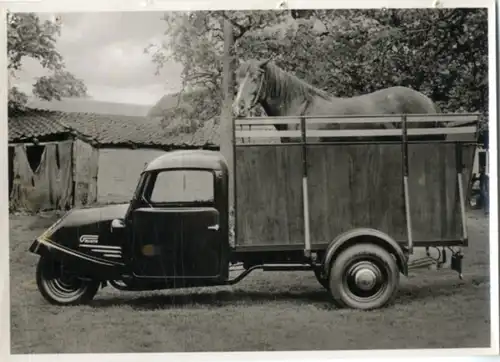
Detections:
[328, 243, 400, 310]
[313, 268, 330, 290]
[36, 256, 100, 306]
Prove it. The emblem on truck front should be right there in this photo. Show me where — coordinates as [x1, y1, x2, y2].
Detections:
[79, 235, 99, 244]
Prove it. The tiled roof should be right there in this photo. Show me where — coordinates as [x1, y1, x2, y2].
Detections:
[171, 118, 221, 148]
[62, 112, 220, 148]
[8, 109, 73, 142]
[8, 108, 220, 149]
[60, 112, 171, 147]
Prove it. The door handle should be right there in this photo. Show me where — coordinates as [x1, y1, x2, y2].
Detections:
[208, 224, 219, 231]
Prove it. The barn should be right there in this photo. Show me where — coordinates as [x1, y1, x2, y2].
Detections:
[8, 109, 99, 213]
[60, 112, 221, 204]
[8, 107, 222, 210]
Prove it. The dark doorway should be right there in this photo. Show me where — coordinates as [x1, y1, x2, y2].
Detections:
[25, 145, 45, 173]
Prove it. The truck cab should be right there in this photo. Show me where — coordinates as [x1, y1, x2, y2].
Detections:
[114, 150, 231, 283]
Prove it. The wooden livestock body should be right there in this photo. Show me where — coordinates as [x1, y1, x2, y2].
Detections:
[232, 114, 479, 254]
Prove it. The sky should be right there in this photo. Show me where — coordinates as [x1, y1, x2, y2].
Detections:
[13, 12, 184, 106]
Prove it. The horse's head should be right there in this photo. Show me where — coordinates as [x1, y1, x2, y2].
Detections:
[232, 58, 271, 117]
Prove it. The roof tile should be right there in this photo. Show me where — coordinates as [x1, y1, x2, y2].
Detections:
[8, 109, 71, 142]
[8, 108, 220, 148]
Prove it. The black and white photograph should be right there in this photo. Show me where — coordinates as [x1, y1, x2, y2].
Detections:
[4, 0, 498, 357]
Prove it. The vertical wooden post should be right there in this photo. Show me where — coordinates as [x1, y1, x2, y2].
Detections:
[300, 116, 311, 258]
[221, 18, 234, 208]
[71, 137, 76, 208]
[401, 114, 413, 254]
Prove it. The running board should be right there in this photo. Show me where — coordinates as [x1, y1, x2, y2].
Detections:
[226, 264, 313, 285]
[408, 257, 436, 270]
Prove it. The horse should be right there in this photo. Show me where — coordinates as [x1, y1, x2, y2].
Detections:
[232, 58, 442, 143]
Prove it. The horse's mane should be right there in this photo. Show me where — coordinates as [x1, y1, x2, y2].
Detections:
[261, 62, 332, 106]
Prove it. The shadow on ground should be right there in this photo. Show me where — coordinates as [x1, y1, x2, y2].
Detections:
[89, 273, 489, 311]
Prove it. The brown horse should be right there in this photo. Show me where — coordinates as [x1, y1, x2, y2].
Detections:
[232, 58, 441, 142]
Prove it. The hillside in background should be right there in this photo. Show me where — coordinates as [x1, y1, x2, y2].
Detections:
[27, 98, 154, 118]
[147, 88, 212, 118]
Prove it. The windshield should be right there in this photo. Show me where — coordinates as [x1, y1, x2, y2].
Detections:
[147, 169, 215, 205]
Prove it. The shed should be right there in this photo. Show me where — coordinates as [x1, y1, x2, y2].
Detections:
[56, 111, 222, 205]
[8, 109, 99, 212]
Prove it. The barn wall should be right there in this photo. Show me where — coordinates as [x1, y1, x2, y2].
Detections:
[235, 142, 476, 246]
[97, 148, 166, 204]
[9, 141, 73, 212]
[73, 139, 100, 207]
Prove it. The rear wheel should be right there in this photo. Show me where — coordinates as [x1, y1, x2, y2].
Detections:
[36, 256, 100, 306]
[328, 243, 400, 310]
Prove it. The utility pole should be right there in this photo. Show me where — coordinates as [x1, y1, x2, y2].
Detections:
[221, 18, 234, 208]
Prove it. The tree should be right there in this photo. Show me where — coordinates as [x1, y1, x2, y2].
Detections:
[149, 9, 488, 138]
[7, 12, 88, 112]
[146, 10, 289, 128]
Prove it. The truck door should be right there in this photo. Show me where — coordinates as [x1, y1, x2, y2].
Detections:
[130, 169, 223, 279]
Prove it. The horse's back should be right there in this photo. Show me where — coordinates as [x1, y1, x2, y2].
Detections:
[372, 86, 438, 113]
[309, 85, 437, 116]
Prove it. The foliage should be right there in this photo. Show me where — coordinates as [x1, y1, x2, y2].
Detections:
[7, 12, 88, 112]
[147, 11, 288, 126]
[149, 8, 489, 138]
[33, 70, 88, 101]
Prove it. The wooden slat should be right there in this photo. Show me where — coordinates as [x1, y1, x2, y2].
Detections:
[306, 117, 402, 125]
[406, 115, 479, 123]
[235, 118, 301, 126]
[307, 145, 407, 242]
[235, 114, 480, 126]
[235, 146, 304, 245]
[235, 130, 301, 138]
[236, 126, 475, 139]
[406, 144, 460, 240]
[407, 126, 476, 135]
[236, 125, 279, 131]
[306, 129, 401, 137]
[306, 117, 478, 125]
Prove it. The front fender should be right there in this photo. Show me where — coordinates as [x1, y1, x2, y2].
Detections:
[323, 228, 409, 276]
[29, 237, 125, 280]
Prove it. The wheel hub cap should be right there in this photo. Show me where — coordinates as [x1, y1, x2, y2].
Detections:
[354, 268, 377, 291]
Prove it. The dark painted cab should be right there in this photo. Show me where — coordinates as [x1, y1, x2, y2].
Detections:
[29, 150, 230, 305]
[120, 150, 230, 281]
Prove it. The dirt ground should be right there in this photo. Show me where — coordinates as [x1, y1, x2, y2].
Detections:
[10, 210, 491, 354]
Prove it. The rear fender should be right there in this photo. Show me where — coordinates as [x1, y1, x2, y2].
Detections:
[322, 228, 408, 277]
[29, 238, 125, 281]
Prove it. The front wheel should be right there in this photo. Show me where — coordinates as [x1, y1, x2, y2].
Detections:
[36, 256, 100, 306]
[329, 243, 400, 310]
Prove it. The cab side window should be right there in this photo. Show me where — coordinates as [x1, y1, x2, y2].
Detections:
[149, 170, 214, 204]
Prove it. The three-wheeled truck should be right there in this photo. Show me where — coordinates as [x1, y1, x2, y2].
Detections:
[29, 113, 479, 310]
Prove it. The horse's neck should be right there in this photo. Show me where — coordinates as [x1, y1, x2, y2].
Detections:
[260, 92, 310, 117]
[261, 93, 350, 117]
